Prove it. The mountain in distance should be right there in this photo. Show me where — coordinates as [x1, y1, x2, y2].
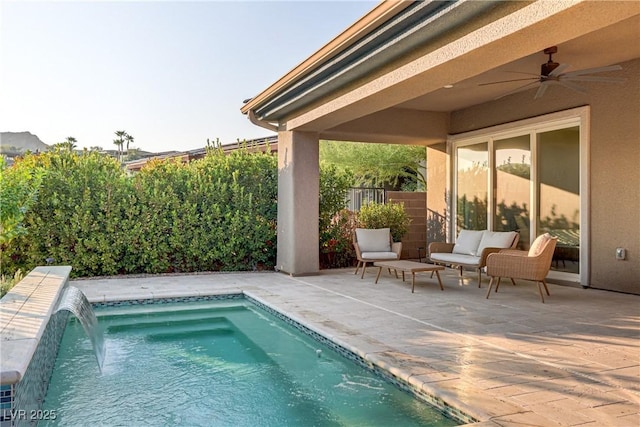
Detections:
[1, 131, 50, 155]
[0, 131, 160, 163]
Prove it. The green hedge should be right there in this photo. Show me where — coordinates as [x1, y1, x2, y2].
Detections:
[1, 148, 278, 277]
[2, 147, 357, 278]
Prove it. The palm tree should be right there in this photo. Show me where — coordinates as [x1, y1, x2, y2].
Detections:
[113, 130, 126, 161]
[124, 133, 134, 157]
[65, 136, 77, 151]
[53, 136, 77, 152]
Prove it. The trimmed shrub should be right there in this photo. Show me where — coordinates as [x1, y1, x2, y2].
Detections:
[1, 148, 277, 277]
[0, 156, 45, 291]
[9, 150, 132, 276]
[358, 202, 411, 242]
[0, 157, 44, 245]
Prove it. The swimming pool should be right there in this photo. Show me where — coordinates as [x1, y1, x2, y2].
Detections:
[41, 299, 459, 426]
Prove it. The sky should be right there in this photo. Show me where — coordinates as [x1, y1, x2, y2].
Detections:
[0, 0, 377, 153]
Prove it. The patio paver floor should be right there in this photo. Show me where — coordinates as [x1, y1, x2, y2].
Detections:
[73, 268, 639, 426]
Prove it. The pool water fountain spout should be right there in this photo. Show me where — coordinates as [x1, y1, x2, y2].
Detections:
[55, 286, 105, 370]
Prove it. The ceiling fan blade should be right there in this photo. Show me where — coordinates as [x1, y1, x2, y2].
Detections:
[549, 63, 570, 77]
[562, 75, 626, 83]
[494, 81, 540, 100]
[562, 64, 623, 77]
[479, 77, 539, 86]
[533, 80, 587, 99]
[534, 82, 549, 99]
[558, 80, 587, 95]
[503, 71, 542, 77]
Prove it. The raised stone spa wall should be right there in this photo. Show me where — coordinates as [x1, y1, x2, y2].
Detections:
[0, 266, 71, 427]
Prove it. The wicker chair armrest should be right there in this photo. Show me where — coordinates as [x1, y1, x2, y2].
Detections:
[477, 247, 504, 266]
[498, 249, 528, 256]
[428, 242, 455, 255]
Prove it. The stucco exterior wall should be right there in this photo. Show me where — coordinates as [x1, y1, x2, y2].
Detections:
[448, 58, 640, 294]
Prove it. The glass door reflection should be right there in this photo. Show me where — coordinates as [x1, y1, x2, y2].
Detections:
[537, 127, 580, 274]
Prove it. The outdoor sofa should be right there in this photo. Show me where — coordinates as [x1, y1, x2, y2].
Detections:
[428, 230, 519, 286]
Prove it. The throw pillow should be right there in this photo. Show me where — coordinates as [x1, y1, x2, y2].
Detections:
[528, 233, 552, 257]
[452, 229, 484, 255]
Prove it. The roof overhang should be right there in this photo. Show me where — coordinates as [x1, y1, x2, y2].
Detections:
[241, 0, 640, 141]
[241, 0, 501, 121]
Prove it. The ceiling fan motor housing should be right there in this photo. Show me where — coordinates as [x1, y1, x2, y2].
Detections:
[541, 60, 560, 77]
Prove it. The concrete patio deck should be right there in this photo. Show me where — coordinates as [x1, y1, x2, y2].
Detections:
[73, 268, 639, 426]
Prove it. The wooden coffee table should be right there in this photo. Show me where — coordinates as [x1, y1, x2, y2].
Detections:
[373, 260, 445, 293]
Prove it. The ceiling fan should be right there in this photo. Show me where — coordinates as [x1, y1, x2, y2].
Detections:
[480, 46, 626, 99]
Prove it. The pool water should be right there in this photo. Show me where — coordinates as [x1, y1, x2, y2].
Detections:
[41, 300, 458, 426]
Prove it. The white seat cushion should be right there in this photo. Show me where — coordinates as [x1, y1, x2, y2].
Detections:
[355, 228, 391, 252]
[361, 251, 399, 260]
[430, 252, 480, 266]
[476, 231, 518, 255]
[452, 230, 484, 255]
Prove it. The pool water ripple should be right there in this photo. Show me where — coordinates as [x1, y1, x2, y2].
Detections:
[40, 300, 458, 426]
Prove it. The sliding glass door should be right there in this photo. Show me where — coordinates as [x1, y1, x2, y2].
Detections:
[451, 109, 587, 283]
[456, 143, 488, 233]
[538, 127, 580, 274]
[494, 135, 531, 250]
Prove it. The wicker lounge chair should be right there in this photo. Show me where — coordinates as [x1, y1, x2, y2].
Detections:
[485, 233, 558, 303]
[353, 228, 401, 279]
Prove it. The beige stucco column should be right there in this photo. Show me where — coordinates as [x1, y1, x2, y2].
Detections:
[426, 143, 449, 244]
[276, 130, 320, 275]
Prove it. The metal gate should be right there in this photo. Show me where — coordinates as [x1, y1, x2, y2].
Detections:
[346, 187, 385, 211]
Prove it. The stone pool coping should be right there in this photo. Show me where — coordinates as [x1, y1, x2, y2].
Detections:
[0, 266, 71, 385]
